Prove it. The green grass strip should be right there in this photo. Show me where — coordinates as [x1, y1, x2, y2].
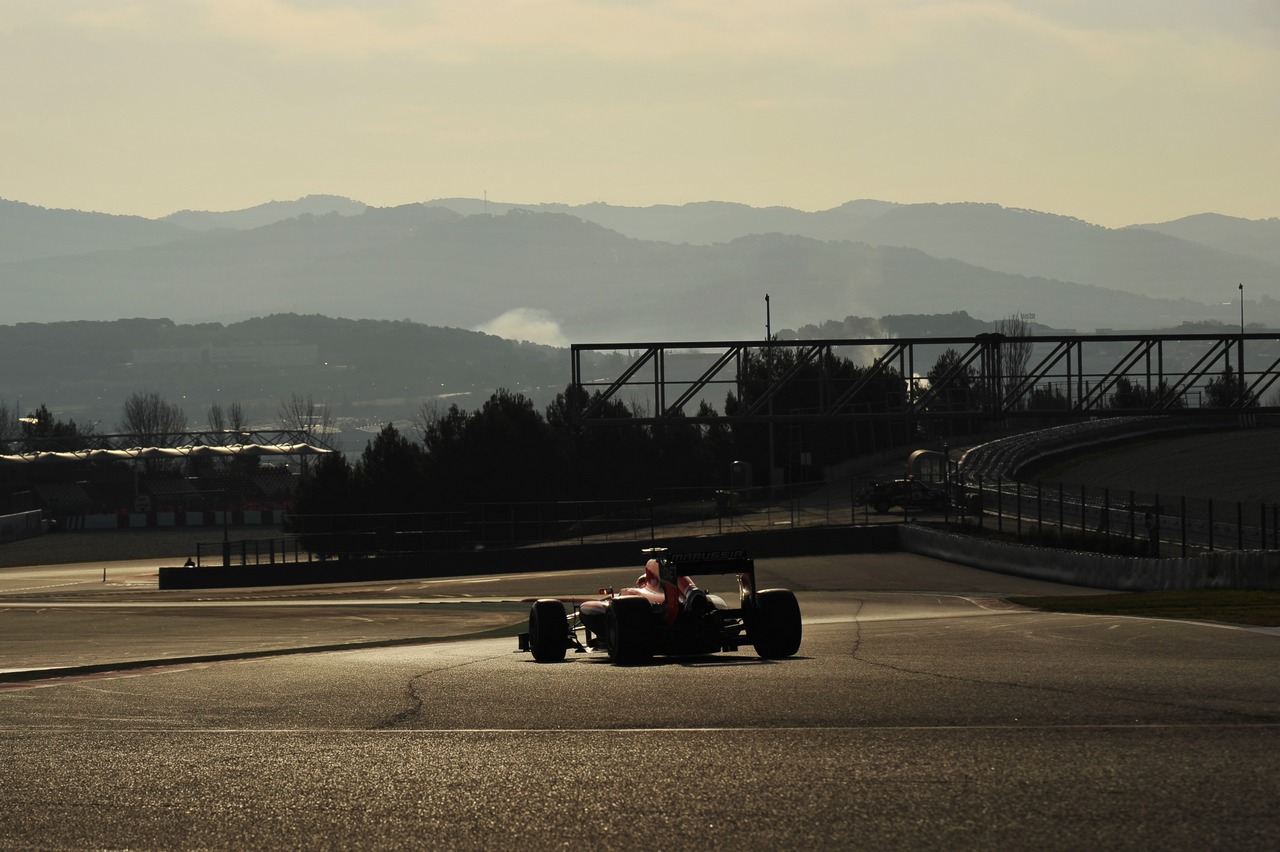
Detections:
[1009, 590, 1280, 627]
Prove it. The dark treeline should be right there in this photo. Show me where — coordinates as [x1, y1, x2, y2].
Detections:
[288, 347, 915, 547]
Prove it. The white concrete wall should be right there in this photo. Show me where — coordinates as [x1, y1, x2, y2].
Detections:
[899, 524, 1280, 591]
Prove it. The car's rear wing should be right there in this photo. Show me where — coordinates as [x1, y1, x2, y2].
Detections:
[664, 549, 755, 579]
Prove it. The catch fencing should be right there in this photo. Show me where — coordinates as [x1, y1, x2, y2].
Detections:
[951, 473, 1280, 557]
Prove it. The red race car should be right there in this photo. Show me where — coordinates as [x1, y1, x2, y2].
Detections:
[517, 547, 801, 664]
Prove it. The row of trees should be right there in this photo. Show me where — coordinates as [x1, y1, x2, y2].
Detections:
[288, 345, 920, 545]
[294, 385, 737, 524]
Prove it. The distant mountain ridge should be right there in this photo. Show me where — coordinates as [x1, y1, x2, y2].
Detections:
[161, 194, 369, 232]
[0, 198, 188, 263]
[0, 195, 1275, 339]
[1128, 213, 1280, 266]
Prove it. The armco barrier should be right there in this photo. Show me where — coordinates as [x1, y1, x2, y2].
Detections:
[899, 524, 1280, 591]
[158, 524, 900, 589]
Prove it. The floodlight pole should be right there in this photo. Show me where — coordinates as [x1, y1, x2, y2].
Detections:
[766, 294, 775, 497]
[1239, 283, 1246, 404]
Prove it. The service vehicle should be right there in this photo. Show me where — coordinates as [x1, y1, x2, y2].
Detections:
[867, 477, 947, 514]
[517, 547, 801, 665]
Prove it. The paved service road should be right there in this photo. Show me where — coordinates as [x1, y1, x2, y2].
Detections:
[1, 553, 1277, 850]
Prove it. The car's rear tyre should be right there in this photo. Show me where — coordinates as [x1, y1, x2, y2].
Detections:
[529, 599, 568, 663]
[872, 501, 890, 514]
[606, 596, 653, 665]
[750, 589, 802, 659]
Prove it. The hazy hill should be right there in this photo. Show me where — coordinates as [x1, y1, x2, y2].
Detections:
[424, 198, 901, 245]
[0, 205, 1215, 339]
[423, 198, 1273, 306]
[1129, 213, 1280, 267]
[0, 314, 574, 429]
[161, 194, 368, 233]
[842, 203, 1277, 303]
[0, 198, 189, 263]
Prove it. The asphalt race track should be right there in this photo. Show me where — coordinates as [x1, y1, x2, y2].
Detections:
[1, 553, 1278, 850]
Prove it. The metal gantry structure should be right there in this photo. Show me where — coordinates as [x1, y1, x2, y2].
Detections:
[570, 331, 1280, 425]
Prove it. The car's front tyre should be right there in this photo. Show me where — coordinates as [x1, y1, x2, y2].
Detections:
[528, 599, 568, 663]
[606, 596, 653, 665]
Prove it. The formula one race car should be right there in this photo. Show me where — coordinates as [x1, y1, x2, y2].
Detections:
[517, 547, 801, 665]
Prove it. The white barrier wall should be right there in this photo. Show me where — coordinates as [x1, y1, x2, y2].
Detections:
[899, 524, 1280, 591]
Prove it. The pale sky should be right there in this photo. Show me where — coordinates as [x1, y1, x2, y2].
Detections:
[2, 0, 1276, 228]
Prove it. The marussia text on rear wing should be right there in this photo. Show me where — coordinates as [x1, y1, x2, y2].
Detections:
[661, 548, 754, 578]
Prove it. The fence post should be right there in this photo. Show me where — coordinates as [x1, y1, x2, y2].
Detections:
[1153, 492, 1160, 557]
[1181, 495, 1187, 557]
[1036, 482, 1043, 540]
[997, 475, 1003, 533]
[1208, 499, 1214, 551]
[1238, 502, 1244, 551]
[1081, 484, 1087, 539]
[1129, 490, 1136, 550]
[1016, 481, 1022, 539]
[1058, 482, 1064, 536]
